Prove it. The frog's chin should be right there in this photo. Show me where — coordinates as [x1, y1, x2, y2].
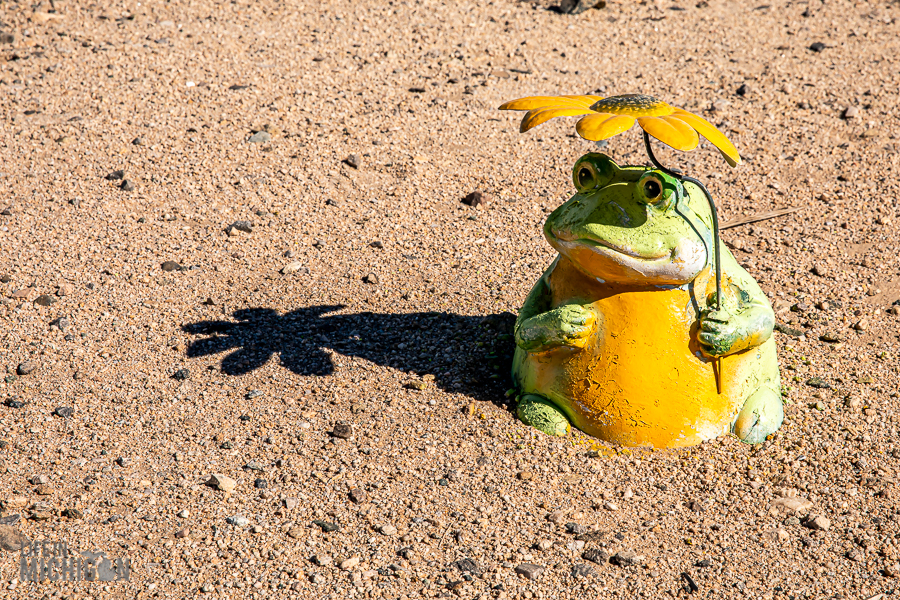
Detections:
[549, 236, 707, 285]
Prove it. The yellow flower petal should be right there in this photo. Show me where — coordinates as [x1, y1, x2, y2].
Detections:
[520, 106, 595, 132]
[499, 95, 599, 111]
[575, 113, 635, 141]
[637, 116, 699, 151]
[671, 110, 741, 167]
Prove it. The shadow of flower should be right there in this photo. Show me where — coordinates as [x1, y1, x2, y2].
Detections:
[182, 305, 516, 404]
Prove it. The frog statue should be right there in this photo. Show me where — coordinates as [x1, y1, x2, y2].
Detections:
[501, 93, 783, 448]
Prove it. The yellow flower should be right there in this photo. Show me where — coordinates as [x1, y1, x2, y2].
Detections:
[499, 93, 741, 167]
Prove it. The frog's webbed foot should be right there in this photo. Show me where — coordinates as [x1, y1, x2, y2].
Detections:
[517, 394, 571, 437]
[733, 387, 783, 444]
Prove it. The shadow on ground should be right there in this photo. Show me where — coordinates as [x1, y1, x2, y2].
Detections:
[182, 305, 517, 404]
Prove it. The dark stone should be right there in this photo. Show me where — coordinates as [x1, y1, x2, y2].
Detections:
[806, 377, 831, 389]
[17, 361, 38, 376]
[696, 558, 712, 568]
[774, 323, 804, 338]
[229, 220, 253, 233]
[161, 260, 182, 272]
[4, 399, 24, 409]
[344, 154, 361, 169]
[736, 84, 749, 96]
[332, 423, 352, 439]
[172, 368, 190, 381]
[254, 478, 267, 489]
[239, 415, 251, 422]
[120, 179, 136, 191]
[132, 137, 144, 146]
[115, 457, 129, 467]
[312, 520, 340, 533]
[105, 170, 125, 180]
[565, 522, 587, 535]
[453, 558, 482, 576]
[50, 317, 70, 330]
[0, 32, 15, 45]
[809, 42, 826, 52]
[575, 530, 605, 542]
[53, 406, 74, 418]
[220, 441, 233, 449]
[462, 190, 489, 208]
[33, 294, 55, 306]
[229, 84, 251, 90]
[63, 508, 84, 520]
[582, 548, 610, 564]
[349, 488, 367, 503]
[610, 551, 644, 567]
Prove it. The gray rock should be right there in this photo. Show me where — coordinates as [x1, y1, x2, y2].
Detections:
[515, 563, 545, 580]
[344, 154, 361, 169]
[0, 32, 16, 45]
[0, 524, 30, 552]
[332, 423, 353, 439]
[582, 548, 610, 564]
[572, 563, 597, 578]
[229, 220, 253, 233]
[363, 273, 379, 285]
[33, 294, 55, 307]
[30, 474, 49, 485]
[248, 131, 272, 143]
[161, 261, 182, 272]
[349, 488, 367, 504]
[313, 520, 340, 533]
[120, 179, 136, 192]
[227, 515, 249, 527]
[610, 551, 644, 567]
[172, 368, 190, 381]
[566, 522, 587, 535]
[244, 461, 265, 471]
[16, 361, 38, 376]
[115, 457, 129, 467]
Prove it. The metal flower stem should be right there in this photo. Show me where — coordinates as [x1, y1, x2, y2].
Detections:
[642, 131, 723, 394]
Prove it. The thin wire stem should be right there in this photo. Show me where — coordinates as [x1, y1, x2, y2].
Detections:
[642, 132, 723, 394]
[642, 132, 722, 313]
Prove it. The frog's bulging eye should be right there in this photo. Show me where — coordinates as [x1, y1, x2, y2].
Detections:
[572, 153, 616, 192]
[643, 179, 662, 201]
[577, 166, 595, 190]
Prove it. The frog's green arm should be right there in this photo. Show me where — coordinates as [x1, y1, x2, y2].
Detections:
[701, 247, 775, 356]
[514, 259, 595, 353]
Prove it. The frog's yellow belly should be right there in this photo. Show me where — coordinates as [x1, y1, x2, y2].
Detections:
[514, 287, 777, 448]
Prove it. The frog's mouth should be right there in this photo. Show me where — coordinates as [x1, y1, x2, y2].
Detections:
[547, 229, 706, 285]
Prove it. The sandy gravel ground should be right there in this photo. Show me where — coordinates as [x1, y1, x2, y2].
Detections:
[1, 0, 899, 598]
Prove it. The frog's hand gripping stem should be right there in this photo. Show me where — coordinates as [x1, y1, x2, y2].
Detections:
[642, 131, 723, 393]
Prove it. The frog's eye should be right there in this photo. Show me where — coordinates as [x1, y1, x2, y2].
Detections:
[635, 173, 672, 208]
[642, 179, 662, 201]
[577, 165, 596, 190]
[572, 153, 615, 192]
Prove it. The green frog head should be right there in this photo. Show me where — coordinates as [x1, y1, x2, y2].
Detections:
[544, 153, 714, 286]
